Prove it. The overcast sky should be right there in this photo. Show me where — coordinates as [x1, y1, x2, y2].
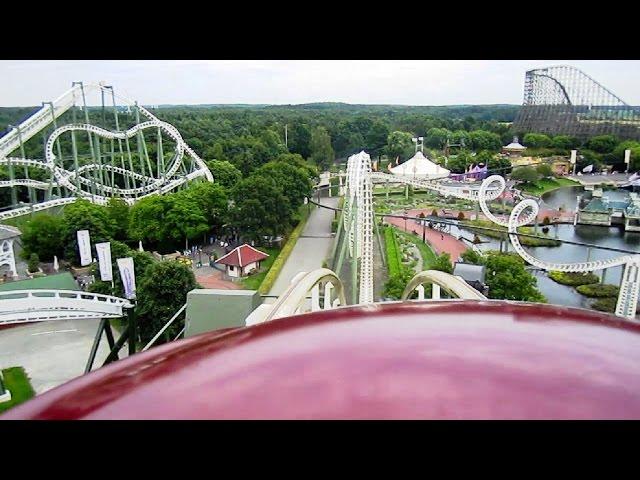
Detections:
[1, 60, 639, 107]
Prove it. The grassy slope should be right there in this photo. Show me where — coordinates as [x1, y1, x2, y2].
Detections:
[519, 177, 579, 196]
[0, 367, 36, 414]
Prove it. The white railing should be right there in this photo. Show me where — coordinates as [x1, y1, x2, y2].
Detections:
[0, 289, 132, 325]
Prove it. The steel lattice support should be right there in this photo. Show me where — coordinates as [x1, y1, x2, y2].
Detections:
[0, 82, 213, 219]
[513, 65, 640, 140]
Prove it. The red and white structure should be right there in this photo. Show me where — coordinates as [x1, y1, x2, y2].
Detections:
[215, 244, 269, 278]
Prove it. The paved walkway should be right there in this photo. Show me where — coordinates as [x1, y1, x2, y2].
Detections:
[195, 265, 242, 290]
[386, 212, 468, 262]
[567, 173, 630, 186]
[268, 197, 339, 297]
[0, 318, 125, 395]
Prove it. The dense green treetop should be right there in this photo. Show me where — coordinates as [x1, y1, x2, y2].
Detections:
[483, 252, 546, 302]
[523, 133, 552, 148]
[587, 135, 618, 154]
[385, 131, 414, 163]
[206, 159, 242, 190]
[309, 126, 335, 170]
[62, 199, 114, 264]
[510, 166, 540, 184]
[230, 175, 294, 240]
[20, 214, 65, 261]
[135, 260, 200, 344]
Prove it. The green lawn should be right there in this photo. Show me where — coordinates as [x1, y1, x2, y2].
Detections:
[576, 283, 619, 298]
[0, 272, 78, 292]
[519, 177, 579, 196]
[383, 227, 402, 277]
[0, 367, 36, 414]
[548, 271, 600, 287]
[240, 246, 282, 291]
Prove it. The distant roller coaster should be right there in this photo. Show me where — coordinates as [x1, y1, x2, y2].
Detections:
[0, 82, 213, 220]
[513, 65, 640, 140]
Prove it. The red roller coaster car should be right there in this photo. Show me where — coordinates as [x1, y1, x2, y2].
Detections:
[3, 300, 640, 419]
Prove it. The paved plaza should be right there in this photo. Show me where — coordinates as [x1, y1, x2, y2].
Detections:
[0, 319, 126, 395]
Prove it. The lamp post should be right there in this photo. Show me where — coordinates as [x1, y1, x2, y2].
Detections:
[625, 149, 631, 174]
[411, 136, 424, 153]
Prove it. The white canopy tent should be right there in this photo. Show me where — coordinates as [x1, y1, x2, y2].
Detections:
[389, 151, 450, 180]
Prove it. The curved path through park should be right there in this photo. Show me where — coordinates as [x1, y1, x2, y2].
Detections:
[385, 209, 468, 262]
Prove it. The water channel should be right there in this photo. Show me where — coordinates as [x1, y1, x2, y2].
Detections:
[451, 186, 639, 309]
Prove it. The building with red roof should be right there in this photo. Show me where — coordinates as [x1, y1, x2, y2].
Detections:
[215, 244, 269, 278]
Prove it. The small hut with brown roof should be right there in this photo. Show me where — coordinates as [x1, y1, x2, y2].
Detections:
[215, 244, 269, 278]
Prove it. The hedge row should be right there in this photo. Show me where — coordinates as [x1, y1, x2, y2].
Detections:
[548, 271, 600, 287]
[384, 227, 402, 277]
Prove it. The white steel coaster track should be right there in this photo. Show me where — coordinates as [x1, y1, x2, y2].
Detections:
[341, 151, 503, 305]
[0, 83, 213, 220]
[341, 156, 639, 320]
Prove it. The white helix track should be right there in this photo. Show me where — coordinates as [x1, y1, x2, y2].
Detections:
[476, 175, 639, 320]
[344, 157, 639, 319]
[0, 83, 213, 220]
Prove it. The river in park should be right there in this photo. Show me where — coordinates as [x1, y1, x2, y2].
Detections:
[448, 186, 640, 309]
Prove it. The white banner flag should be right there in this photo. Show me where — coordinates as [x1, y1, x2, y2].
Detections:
[625, 149, 631, 164]
[117, 257, 136, 299]
[570, 150, 577, 164]
[77, 230, 92, 267]
[96, 242, 113, 282]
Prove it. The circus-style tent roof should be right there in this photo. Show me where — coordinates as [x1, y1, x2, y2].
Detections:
[389, 151, 450, 179]
[503, 137, 526, 151]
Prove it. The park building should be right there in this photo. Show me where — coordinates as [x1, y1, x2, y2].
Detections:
[453, 262, 489, 296]
[577, 193, 640, 231]
[501, 137, 527, 157]
[0, 224, 21, 280]
[215, 244, 269, 278]
[624, 193, 640, 232]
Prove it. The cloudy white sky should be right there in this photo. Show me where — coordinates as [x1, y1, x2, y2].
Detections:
[1, 60, 639, 107]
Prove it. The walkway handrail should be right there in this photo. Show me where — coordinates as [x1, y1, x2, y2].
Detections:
[141, 304, 187, 352]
